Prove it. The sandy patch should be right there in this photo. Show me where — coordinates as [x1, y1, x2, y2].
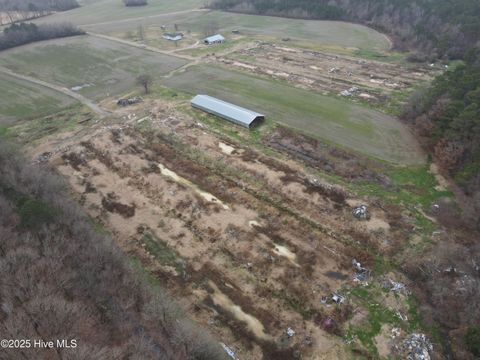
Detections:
[158, 163, 229, 209]
[219, 142, 236, 155]
[429, 163, 449, 191]
[209, 281, 272, 341]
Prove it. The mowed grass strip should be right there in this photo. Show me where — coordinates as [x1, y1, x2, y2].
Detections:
[0, 72, 76, 124]
[0, 35, 188, 100]
[164, 65, 424, 165]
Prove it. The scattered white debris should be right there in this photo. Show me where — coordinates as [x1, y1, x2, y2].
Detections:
[387, 279, 407, 293]
[221, 343, 238, 359]
[396, 311, 408, 321]
[136, 116, 149, 124]
[248, 220, 260, 228]
[286, 327, 295, 337]
[344, 334, 357, 345]
[331, 293, 345, 304]
[391, 328, 401, 338]
[352, 259, 366, 272]
[352, 205, 369, 220]
[402, 333, 433, 360]
[71, 83, 93, 91]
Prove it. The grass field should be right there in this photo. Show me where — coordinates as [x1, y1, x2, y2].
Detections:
[34, 0, 204, 26]
[90, 10, 391, 53]
[163, 65, 424, 165]
[0, 72, 76, 125]
[0, 35, 188, 100]
[176, 11, 391, 52]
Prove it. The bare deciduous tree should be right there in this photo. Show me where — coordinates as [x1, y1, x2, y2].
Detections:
[136, 74, 153, 94]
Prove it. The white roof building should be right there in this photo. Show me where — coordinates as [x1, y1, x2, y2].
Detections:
[204, 34, 225, 45]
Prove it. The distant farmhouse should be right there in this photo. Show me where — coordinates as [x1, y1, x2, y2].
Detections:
[191, 95, 264, 129]
[162, 32, 183, 41]
[203, 34, 225, 45]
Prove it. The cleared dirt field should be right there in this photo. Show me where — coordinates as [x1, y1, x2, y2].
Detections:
[0, 72, 76, 125]
[219, 43, 436, 104]
[0, 35, 187, 100]
[163, 65, 425, 165]
[26, 96, 421, 359]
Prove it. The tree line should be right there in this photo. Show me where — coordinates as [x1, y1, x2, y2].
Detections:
[0, 0, 79, 12]
[0, 22, 85, 51]
[0, 0, 79, 24]
[0, 142, 227, 359]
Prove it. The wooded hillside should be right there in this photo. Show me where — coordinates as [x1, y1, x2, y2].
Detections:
[0, 142, 226, 360]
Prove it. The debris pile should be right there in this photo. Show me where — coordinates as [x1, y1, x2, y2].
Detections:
[401, 333, 433, 360]
[36, 151, 53, 163]
[117, 96, 143, 107]
[286, 327, 295, 337]
[352, 205, 370, 220]
[383, 279, 408, 293]
[352, 258, 371, 282]
[331, 293, 345, 304]
[339, 86, 360, 97]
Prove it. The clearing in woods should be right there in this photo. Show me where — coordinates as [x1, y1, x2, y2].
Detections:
[163, 65, 425, 164]
[0, 35, 187, 100]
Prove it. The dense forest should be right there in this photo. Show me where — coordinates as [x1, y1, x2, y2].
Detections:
[210, 0, 480, 59]
[0, 23, 85, 50]
[0, 142, 227, 360]
[404, 58, 480, 224]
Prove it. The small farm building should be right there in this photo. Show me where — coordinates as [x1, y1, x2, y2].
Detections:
[191, 95, 264, 128]
[162, 32, 183, 41]
[203, 34, 225, 45]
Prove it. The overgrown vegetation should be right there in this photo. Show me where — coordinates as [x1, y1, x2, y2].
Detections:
[403, 59, 480, 226]
[0, 142, 227, 359]
[465, 326, 480, 358]
[0, 22, 85, 51]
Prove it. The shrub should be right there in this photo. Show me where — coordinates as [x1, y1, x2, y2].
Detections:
[465, 326, 480, 357]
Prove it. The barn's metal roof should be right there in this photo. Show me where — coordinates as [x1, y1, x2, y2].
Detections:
[204, 34, 225, 43]
[191, 95, 264, 128]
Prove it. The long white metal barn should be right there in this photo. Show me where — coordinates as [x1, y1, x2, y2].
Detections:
[191, 95, 264, 128]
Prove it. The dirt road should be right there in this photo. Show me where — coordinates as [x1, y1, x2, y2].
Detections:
[0, 66, 110, 117]
[87, 32, 195, 61]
